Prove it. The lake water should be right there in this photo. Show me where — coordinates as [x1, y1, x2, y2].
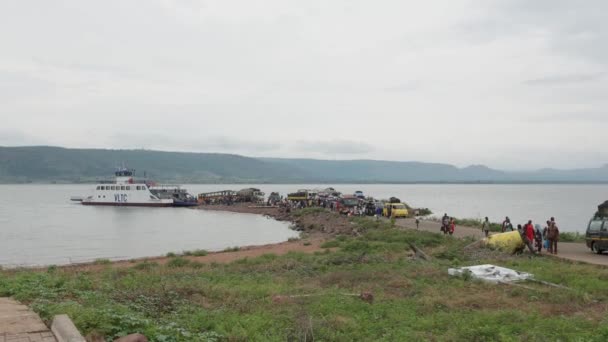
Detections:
[0, 184, 604, 266]
[0, 185, 298, 267]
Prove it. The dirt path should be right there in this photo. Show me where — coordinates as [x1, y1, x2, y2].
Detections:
[395, 217, 608, 266]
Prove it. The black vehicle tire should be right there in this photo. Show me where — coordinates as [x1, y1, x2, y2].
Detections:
[592, 242, 603, 254]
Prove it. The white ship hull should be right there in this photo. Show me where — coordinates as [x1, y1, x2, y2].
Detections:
[80, 170, 174, 207]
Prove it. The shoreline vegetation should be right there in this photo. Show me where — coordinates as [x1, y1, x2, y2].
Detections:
[0, 206, 605, 341]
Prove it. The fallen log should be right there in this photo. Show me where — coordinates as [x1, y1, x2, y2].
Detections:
[408, 243, 431, 261]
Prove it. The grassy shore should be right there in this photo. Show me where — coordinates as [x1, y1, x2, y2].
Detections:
[0, 212, 606, 341]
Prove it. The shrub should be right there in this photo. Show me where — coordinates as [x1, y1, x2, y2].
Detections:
[166, 252, 177, 258]
[223, 246, 240, 252]
[320, 240, 340, 248]
[93, 258, 111, 265]
[183, 249, 208, 257]
[133, 261, 158, 271]
[167, 257, 190, 268]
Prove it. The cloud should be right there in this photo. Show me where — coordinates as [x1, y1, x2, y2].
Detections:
[524, 73, 604, 86]
[383, 81, 422, 92]
[527, 111, 608, 123]
[294, 140, 375, 155]
[108, 133, 281, 154]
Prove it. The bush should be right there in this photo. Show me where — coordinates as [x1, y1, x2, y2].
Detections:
[133, 261, 158, 271]
[183, 249, 208, 257]
[223, 246, 240, 252]
[320, 240, 340, 248]
[166, 252, 177, 258]
[93, 258, 111, 265]
[167, 257, 190, 268]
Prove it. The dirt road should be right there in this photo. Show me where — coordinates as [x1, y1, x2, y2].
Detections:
[395, 218, 608, 266]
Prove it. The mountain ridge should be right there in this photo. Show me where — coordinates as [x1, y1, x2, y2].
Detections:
[0, 146, 606, 183]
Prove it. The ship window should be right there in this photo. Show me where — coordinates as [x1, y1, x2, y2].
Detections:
[141, 186, 147, 191]
[96, 186, 100, 190]
[126, 186, 131, 190]
[110, 186, 115, 190]
[136, 186, 141, 190]
[121, 186, 125, 190]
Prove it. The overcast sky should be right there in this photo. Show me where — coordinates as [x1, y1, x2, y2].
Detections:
[1, 0, 606, 169]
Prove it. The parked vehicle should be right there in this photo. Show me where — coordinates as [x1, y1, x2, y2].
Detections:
[338, 195, 360, 214]
[586, 216, 607, 254]
[237, 188, 265, 203]
[354, 190, 365, 199]
[383, 203, 408, 218]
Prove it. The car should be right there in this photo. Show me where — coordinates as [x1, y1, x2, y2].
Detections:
[382, 203, 408, 218]
[585, 216, 608, 254]
[354, 191, 365, 199]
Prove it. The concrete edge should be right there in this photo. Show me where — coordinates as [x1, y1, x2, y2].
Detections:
[51, 314, 86, 342]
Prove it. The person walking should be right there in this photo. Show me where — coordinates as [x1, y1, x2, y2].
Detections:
[547, 221, 560, 254]
[502, 217, 513, 232]
[415, 217, 420, 229]
[448, 218, 455, 235]
[441, 213, 449, 234]
[482, 217, 490, 237]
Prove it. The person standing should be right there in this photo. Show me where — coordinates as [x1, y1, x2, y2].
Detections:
[542, 221, 551, 251]
[547, 221, 560, 254]
[502, 217, 513, 232]
[523, 220, 536, 254]
[482, 217, 490, 237]
[449, 218, 455, 235]
[534, 224, 543, 253]
[415, 217, 420, 229]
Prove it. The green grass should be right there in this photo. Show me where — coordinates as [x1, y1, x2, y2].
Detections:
[560, 232, 586, 243]
[1, 217, 607, 341]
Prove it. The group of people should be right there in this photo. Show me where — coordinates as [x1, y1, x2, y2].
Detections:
[481, 216, 561, 255]
[440, 214, 456, 235]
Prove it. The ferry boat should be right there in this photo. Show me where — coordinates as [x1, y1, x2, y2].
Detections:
[149, 184, 198, 207]
[81, 168, 174, 207]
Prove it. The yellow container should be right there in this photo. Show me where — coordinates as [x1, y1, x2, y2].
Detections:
[485, 231, 524, 254]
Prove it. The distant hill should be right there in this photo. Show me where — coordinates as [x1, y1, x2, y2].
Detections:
[0, 146, 607, 183]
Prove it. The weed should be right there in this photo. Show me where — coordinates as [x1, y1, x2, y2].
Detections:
[321, 240, 340, 248]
